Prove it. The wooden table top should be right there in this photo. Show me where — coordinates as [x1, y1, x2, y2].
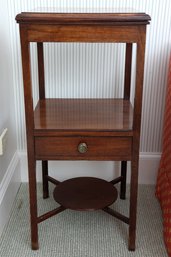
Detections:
[16, 12, 151, 25]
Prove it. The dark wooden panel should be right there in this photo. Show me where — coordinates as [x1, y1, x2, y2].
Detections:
[26, 24, 141, 43]
[35, 136, 132, 160]
[53, 177, 118, 211]
[124, 43, 132, 100]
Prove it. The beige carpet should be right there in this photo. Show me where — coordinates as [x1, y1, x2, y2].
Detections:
[0, 183, 168, 257]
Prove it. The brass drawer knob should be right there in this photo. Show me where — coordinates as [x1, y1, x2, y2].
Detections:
[78, 142, 88, 154]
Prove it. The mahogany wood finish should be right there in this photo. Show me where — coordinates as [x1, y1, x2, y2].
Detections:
[16, 12, 150, 251]
[120, 161, 127, 199]
[42, 161, 49, 199]
[37, 206, 65, 224]
[37, 42, 49, 199]
[34, 99, 133, 132]
[35, 136, 132, 160]
[53, 177, 118, 211]
[16, 12, 150, 25]
[46, 175, 60, 186]
[120, 43, 133, 200]
[103, 207, 130, 224]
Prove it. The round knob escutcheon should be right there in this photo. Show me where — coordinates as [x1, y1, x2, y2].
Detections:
[78, 142, 88, 154]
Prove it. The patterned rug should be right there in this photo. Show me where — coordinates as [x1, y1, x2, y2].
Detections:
[0, 183, 168, 257]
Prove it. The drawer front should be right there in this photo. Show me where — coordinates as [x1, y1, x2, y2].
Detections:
[35, 136, 132, 160]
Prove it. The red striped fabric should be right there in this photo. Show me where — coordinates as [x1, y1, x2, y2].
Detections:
[156, 56, 171, 256]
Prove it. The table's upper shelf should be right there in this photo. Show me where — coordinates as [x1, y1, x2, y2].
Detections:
[16, 12, 151, 25]
[34, 99, 133, 136]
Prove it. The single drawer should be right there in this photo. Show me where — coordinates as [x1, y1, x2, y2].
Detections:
[35, 136, 132, 160]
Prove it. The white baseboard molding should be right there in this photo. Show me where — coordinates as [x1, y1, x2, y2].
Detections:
[19, 151, 161, 185]
[0, 152, 21, 236]
[138, 153, 161, 184]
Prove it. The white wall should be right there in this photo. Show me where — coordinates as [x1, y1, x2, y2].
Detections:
[0, 0, 17, 181]
[0, 0, 21, 236]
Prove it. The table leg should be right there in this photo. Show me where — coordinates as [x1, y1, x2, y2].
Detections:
[128, 157, 139, 251]
[42, 160, 49, 199]
[120, 161, 127, 199]
[28, 158, 39, 250]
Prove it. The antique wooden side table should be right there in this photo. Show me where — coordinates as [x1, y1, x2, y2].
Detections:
[16, 11, 150, 251]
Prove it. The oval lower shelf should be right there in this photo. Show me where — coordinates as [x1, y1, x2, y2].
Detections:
[53, 177, 118, 211]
